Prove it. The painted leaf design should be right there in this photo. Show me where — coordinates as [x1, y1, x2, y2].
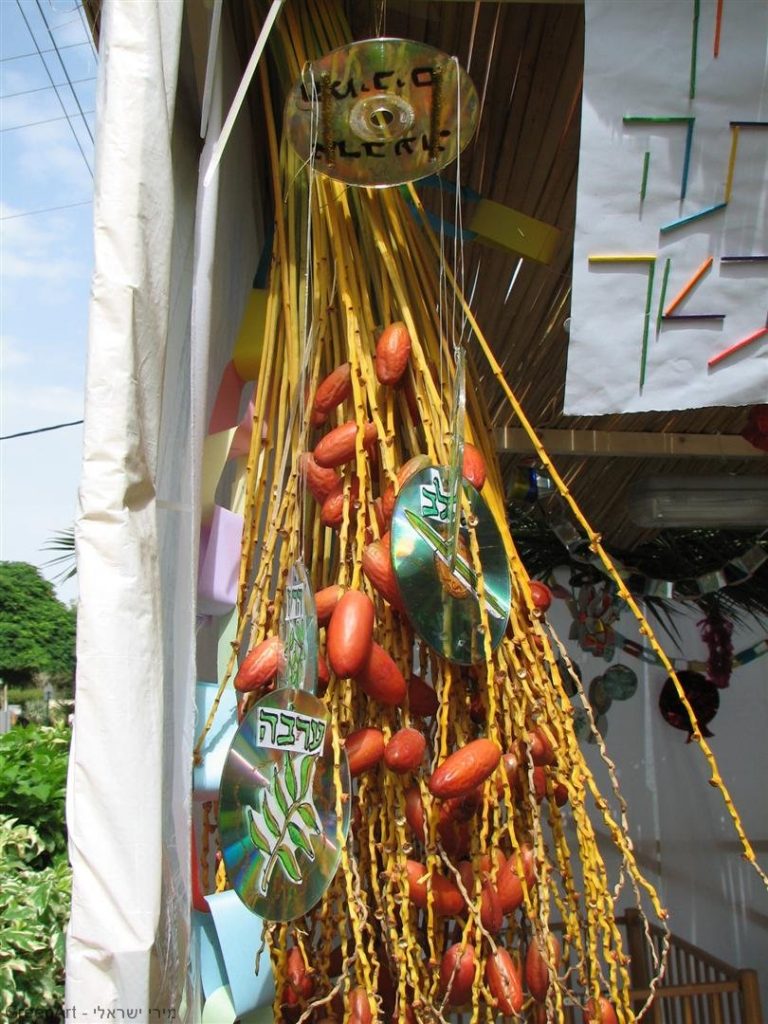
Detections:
[296, 801, 322, 833]
[262, 792, 281, 838]
[272, 766, 289, 815]
[246, 808, 271, 854]
[244, 752, 325, 897]
[284, 756, 298, 801]
[299, 752, 314, 798]
[276, 845, 302, 883]
[287, 821, 316, 861]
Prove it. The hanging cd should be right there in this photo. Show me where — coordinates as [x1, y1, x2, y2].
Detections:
[285, 38, 479, 187]
[219, 688, 350, 922]
[390, 465, 510, 664]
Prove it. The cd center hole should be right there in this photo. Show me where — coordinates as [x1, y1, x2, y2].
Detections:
[370, 107, 395, 129]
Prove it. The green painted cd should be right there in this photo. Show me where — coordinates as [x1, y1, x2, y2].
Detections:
[602, 663, 638, 701]
[285, 38, 478, 187]
[589, 675, 613, 715]
[218, 688, 350, 922]
[390, 465, 510, 664]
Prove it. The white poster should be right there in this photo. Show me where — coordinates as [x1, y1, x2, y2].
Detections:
[565, 0, 768, 415]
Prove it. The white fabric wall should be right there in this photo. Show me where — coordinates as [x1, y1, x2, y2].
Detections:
[66, 1, 189, 1018]
[548, 596, 768, 1006]
[67, 0, 263, 1017]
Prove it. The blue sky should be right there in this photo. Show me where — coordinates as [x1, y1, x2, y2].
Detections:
[1, 0, 96, 601]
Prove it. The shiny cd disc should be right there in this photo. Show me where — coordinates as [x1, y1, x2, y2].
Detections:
[390, 465, 510, 664]
[285, 38, 479, 187]
[219, 688, 350, 922]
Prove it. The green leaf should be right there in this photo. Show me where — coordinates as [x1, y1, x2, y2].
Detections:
[284, 756, 298, 801]
[287, 822, 315, 861]
[246, 812, 271, 854]
[271, 767, 289, 816]
[296, 801, 321, 834]
[276, 845, 302, 884]
[261, 793, 282, 838]
[298, 753, 314, 798]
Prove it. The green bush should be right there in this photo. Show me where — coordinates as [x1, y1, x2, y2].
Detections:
[0, 724, 70, 1021]
[0, 815, 70, 1023]
[5, 687, 43, 706]
[0, 724, 69, 862]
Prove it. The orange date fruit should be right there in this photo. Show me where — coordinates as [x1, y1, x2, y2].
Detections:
[384, 727, 426, 773]
[357, 641, 407, 706]
[326, 589, 374, 677]
[344, 727, 385, 776]
[486, 947, 523, 1016]
[375, 321, 412, 386]
[428, 738, 501, 800]
[235, 636, 284, 693]
[314, 420, 378, 469]
[312, 362, 351, 424]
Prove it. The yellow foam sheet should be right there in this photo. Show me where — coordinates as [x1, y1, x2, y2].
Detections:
[232, 289, 268, 381]
[469, 199, 560, 264]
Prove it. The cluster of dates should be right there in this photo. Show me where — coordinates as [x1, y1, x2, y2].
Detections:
[232, 323, 618, 1023]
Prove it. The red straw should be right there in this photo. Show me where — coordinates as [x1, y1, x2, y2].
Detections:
[708, 326, 768, 367]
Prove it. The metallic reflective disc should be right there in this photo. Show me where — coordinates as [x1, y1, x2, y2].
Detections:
[219, 688, 350, 922]
[285, 38, 479, 187]
[602, 663, 638, 701]
[390, 465, 510, 664]
[588, 676, 613, 715]
[277, 559, 318, 694]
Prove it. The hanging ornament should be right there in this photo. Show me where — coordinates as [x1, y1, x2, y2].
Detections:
[589, 676, 613, 716]
[698, 606, 734, 688]
[658, 670, 720, 742]
[602, 663, 638, 701]
[219, 562, 351, 921]
[569, 582, 622, 660]
[285, 38, 479, 187]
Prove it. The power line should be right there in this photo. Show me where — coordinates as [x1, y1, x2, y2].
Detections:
[75, 0, 98, 61]
[0, 40, 91, 62]
[35, 0, 94, 144]
[0, 419, 84, 441]
[1, 76, 95, 100]
[0, 199, 92, 220]
[14, 0, 93, 177]
[1, 110, 94, 133]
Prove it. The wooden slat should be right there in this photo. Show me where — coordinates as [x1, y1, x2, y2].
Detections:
[494, 427, 767, 458]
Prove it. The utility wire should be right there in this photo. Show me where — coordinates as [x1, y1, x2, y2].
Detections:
[14, 0, 93, 176]
[0, 40, 91, 62]
[1, 419, 84, 441]
[1, 110, 94, 133]
[35, 0, 94, 144]
[0, 199, 92, 220]
[75, 0, 98, 60]
[1, 76, 95, 100]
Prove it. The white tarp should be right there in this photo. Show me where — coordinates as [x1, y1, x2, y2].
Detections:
[66, 1, 193, 1018]
[565, 0, 768, 414]
[66, 0, 263, 1017]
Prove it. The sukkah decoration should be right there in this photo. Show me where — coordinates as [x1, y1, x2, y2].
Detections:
[568, 583, 622, 661]
[658, 671, 720, 741]
[698, 606, 734, 689]
[509, 499, 768, 622]
[741, 404, 768, 454]
[192, 3, 768, 1021]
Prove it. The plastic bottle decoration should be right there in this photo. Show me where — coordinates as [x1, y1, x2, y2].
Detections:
[658, 670, 720, 741]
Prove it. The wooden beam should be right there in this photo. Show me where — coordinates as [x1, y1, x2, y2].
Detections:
[494, 427, 767, 458]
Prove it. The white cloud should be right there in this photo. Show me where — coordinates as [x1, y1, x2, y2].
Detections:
[2, 382, 84, 427]
[0, 198, 90, 281]
[0, 334, 33, 369]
